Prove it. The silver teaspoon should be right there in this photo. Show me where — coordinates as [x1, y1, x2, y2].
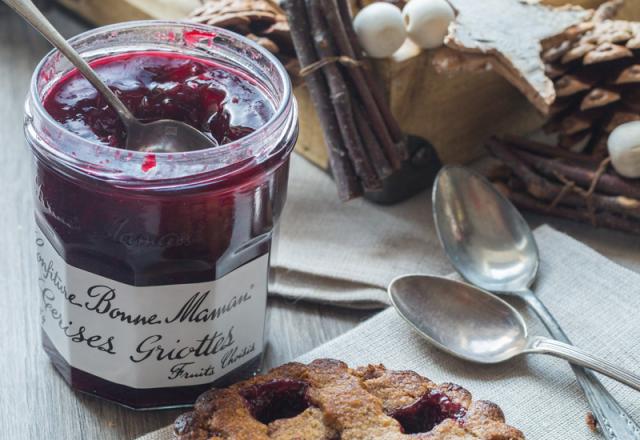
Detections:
[4, 0, 218, 153]
[388, 274, 640, 391]
[433, 165, 640, 439]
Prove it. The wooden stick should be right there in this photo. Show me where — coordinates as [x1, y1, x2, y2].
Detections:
[511, 148, 640, 199]
[501, 135, 602, 164]
[306, 0, 381, 191]
[336, 0, 405, 145]
[282, 0, 362, 200]
[493, 181, 640, 235]
[321, 0, 405, 168]
[487, 139, 640, 220]
[354, 102, 393, 179]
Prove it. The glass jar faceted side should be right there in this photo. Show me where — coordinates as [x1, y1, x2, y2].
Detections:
[25, 21, 297, 409]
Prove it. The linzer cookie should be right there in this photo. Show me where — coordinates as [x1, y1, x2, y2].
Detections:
[174, 359, 525, 439]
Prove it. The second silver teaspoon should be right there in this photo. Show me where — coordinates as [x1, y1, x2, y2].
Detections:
[388, 275, 640, 392]
[4, 0, 218, 153]
[433, 165, 640, 439]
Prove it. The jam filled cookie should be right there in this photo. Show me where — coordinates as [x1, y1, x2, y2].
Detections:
[175, 359, 525, 439]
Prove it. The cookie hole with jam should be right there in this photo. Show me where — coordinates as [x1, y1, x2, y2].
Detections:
[240, 379, 311, 424]
[389, 390, 467, 434]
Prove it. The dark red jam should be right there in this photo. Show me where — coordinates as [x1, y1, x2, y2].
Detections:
[390, 390, 467, 434]
[44, 52, 272, 148]
[240, 379, 310, 424]
[32, 49, 295, 409]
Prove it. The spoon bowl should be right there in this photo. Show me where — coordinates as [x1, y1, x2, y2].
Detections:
[388, 274, 640, 391]
[432, 165, 538, 293]
[126, 119, 218, 153]
[388, 275, 528, 363]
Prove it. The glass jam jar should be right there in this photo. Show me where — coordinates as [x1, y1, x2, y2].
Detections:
[24, 21, 297, 409]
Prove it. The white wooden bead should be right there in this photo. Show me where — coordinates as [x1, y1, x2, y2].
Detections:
[353, 3, 407, 58]
[402, 0, 455, 49]
[608, 121, 640, 178]
[392, 38, 422, 62]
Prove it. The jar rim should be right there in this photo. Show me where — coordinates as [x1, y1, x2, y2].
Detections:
[27, 20, 296, 185]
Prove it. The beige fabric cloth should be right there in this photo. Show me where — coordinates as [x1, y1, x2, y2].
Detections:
[297, 225, 640, 438]
[140, 224, 640, 439]
[272, 154, 640, 308]
[270, 155, 452, 308]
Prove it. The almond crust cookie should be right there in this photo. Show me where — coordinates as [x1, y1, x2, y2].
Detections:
[174, 359, 524, 439]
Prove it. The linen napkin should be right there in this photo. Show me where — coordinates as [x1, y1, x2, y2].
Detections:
[140, 224, 640, 439]
[272, 154, 640, 309]
[296, 224, 640, 439]
[271, 154, 452, 308]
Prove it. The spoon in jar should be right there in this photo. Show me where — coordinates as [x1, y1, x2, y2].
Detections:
[432, 165, 640, 439]
[388, 274, 640, 391]
[4, 0, 219, 153]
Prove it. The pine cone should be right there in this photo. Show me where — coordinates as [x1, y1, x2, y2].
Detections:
[543, 1, 640, 157]
[190, 0, 297, 74]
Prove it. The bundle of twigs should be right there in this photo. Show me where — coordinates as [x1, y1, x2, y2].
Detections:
[486, 136, 640, 234]
[281, 0, 408, 200]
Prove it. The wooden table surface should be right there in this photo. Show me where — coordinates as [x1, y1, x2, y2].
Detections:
[0, 6, 371, 439]
[3, 5, 640, 440]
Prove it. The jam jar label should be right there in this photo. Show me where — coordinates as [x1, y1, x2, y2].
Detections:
[35, 227, 268, 389]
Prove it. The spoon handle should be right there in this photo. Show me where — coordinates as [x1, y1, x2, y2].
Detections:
[529, 336, 640, 392]
[521, 290, 640, 439]
[2, 0, 136, 124]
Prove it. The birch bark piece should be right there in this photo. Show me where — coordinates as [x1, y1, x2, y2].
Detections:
[432, 47, 494, 74]
[444, 0, 592, 114]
